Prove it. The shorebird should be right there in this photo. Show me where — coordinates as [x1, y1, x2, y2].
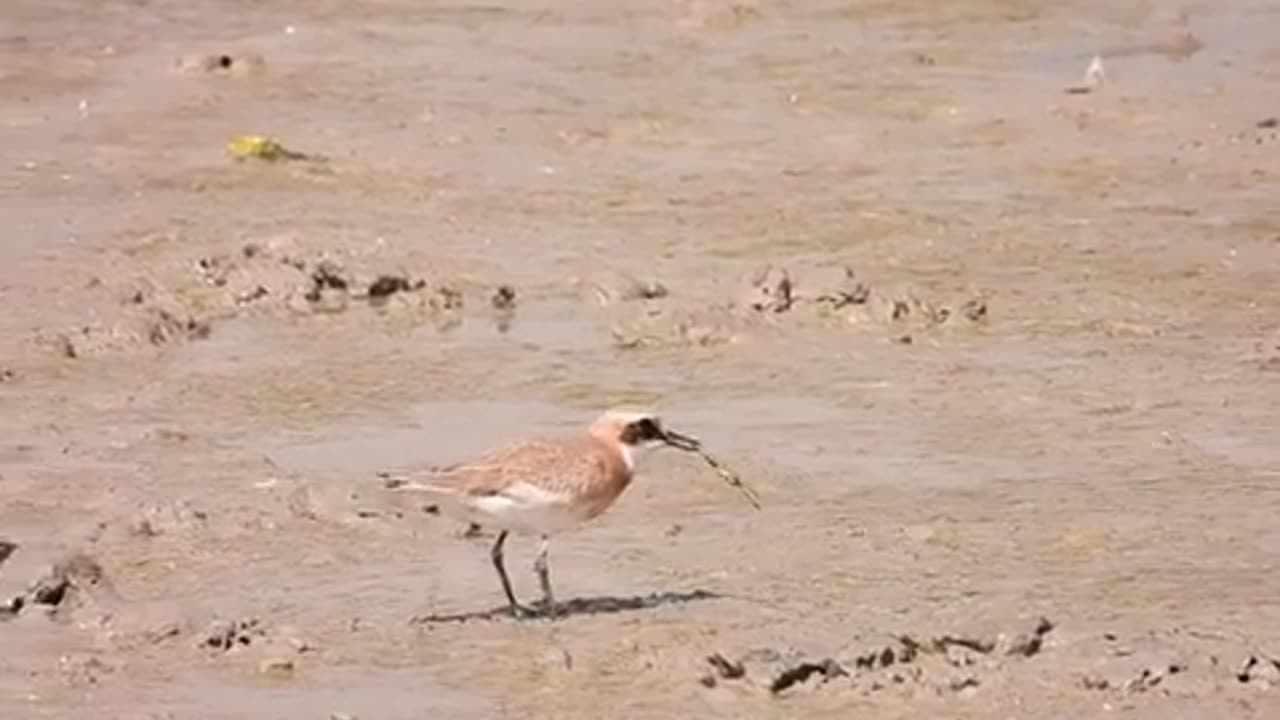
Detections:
[390, 409, 758, 619]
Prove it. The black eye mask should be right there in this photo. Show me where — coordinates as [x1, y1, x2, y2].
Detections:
[618, 419, 761, 509]
[622, 418, 702, 450]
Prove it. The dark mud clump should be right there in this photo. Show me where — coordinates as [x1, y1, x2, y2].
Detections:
[490, 284, 517, 310]
[712, 619, 1055, 697]
[588, 260, 990, 350]
[145, 306, 212, 345]
[200, 617, 266, 652]
[490, 284, 517, 331]
[737, 262, 988, 332]
[27, 239, 471, 358]
[1235, 655, 1280, 686]
[770, 658, 849, 694]
[700, 652, 747, 687]
[196, 616, 316, 678]
[710, 619, 1280, 703]
[30, 553, 107, 608]
[742, 265, 794, 313]
[2, 551, 109, 619]
[366, 275, 425, 303]
[431, 285, 463, 311]
[303, 259, 352, 312]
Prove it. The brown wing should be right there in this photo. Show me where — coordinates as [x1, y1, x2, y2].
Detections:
[428, 437, 613, 498]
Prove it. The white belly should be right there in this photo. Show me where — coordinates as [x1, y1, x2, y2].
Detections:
[458, 482, 585, 536]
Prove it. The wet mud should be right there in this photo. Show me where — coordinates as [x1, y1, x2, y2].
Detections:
[2, 0, 1280, 718]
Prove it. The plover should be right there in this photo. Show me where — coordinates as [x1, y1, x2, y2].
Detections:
[390, 409, 758, 618]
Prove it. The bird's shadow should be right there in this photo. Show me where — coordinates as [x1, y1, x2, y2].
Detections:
[410, 589, 722, 624]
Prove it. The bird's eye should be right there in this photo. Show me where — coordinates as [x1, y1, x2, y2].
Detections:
[637, 418, 660, 439]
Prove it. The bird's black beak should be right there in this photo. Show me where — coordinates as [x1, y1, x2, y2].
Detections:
[660, 427, 702, 451]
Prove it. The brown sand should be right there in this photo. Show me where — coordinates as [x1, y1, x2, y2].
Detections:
[2, 0, 1279, 717]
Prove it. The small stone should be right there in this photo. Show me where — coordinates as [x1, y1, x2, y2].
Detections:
[287, 635, 315, 653]
[200, 617, 262, 651]
[259, 657, 295, 676]
[896, 637, 920, 663]
[588, 272, 668, 304]
[311, 261, 349, 291]
[944, 644, 979, 667]
[1238, 655, 1280, 685]
[1122, 667, 1164, 693]
[1081, 674, 1110, 691]
[56, 333, 78, 359]
[769, 658, 846, 695]
[306, 288, 349, 314]
[707, 653, 745, 679]
[1, 595, 24, 617]
[960, 298, 988, 322]
[491, 285, 517, 310]
[950, 676, 980, 693]
[236, 286, 269, 305]
[431, 286, 463, 311]
[200, 619, 238, 650]
[743, 265, 793, 313]
[28, 553, 105, 608]
[811, 265, 869, 308]
[147, 622, 182, 644]
[367, 275, 420, 301]
[1066, 55, 1106, 94]
[998, 619, 1052, 658]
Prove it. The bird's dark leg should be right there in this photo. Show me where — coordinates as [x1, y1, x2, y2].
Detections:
[490, 530, 529, 618]
[533, 535, 558, 618]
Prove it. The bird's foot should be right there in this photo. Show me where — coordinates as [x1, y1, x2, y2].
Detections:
[507, 602, 540, 620]
[532, 597, 561, 620]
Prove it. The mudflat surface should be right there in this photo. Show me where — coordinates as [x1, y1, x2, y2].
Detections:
[2, 1, 1280, 718]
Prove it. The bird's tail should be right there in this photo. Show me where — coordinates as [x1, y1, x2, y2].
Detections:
[383, 477, 476, 523]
